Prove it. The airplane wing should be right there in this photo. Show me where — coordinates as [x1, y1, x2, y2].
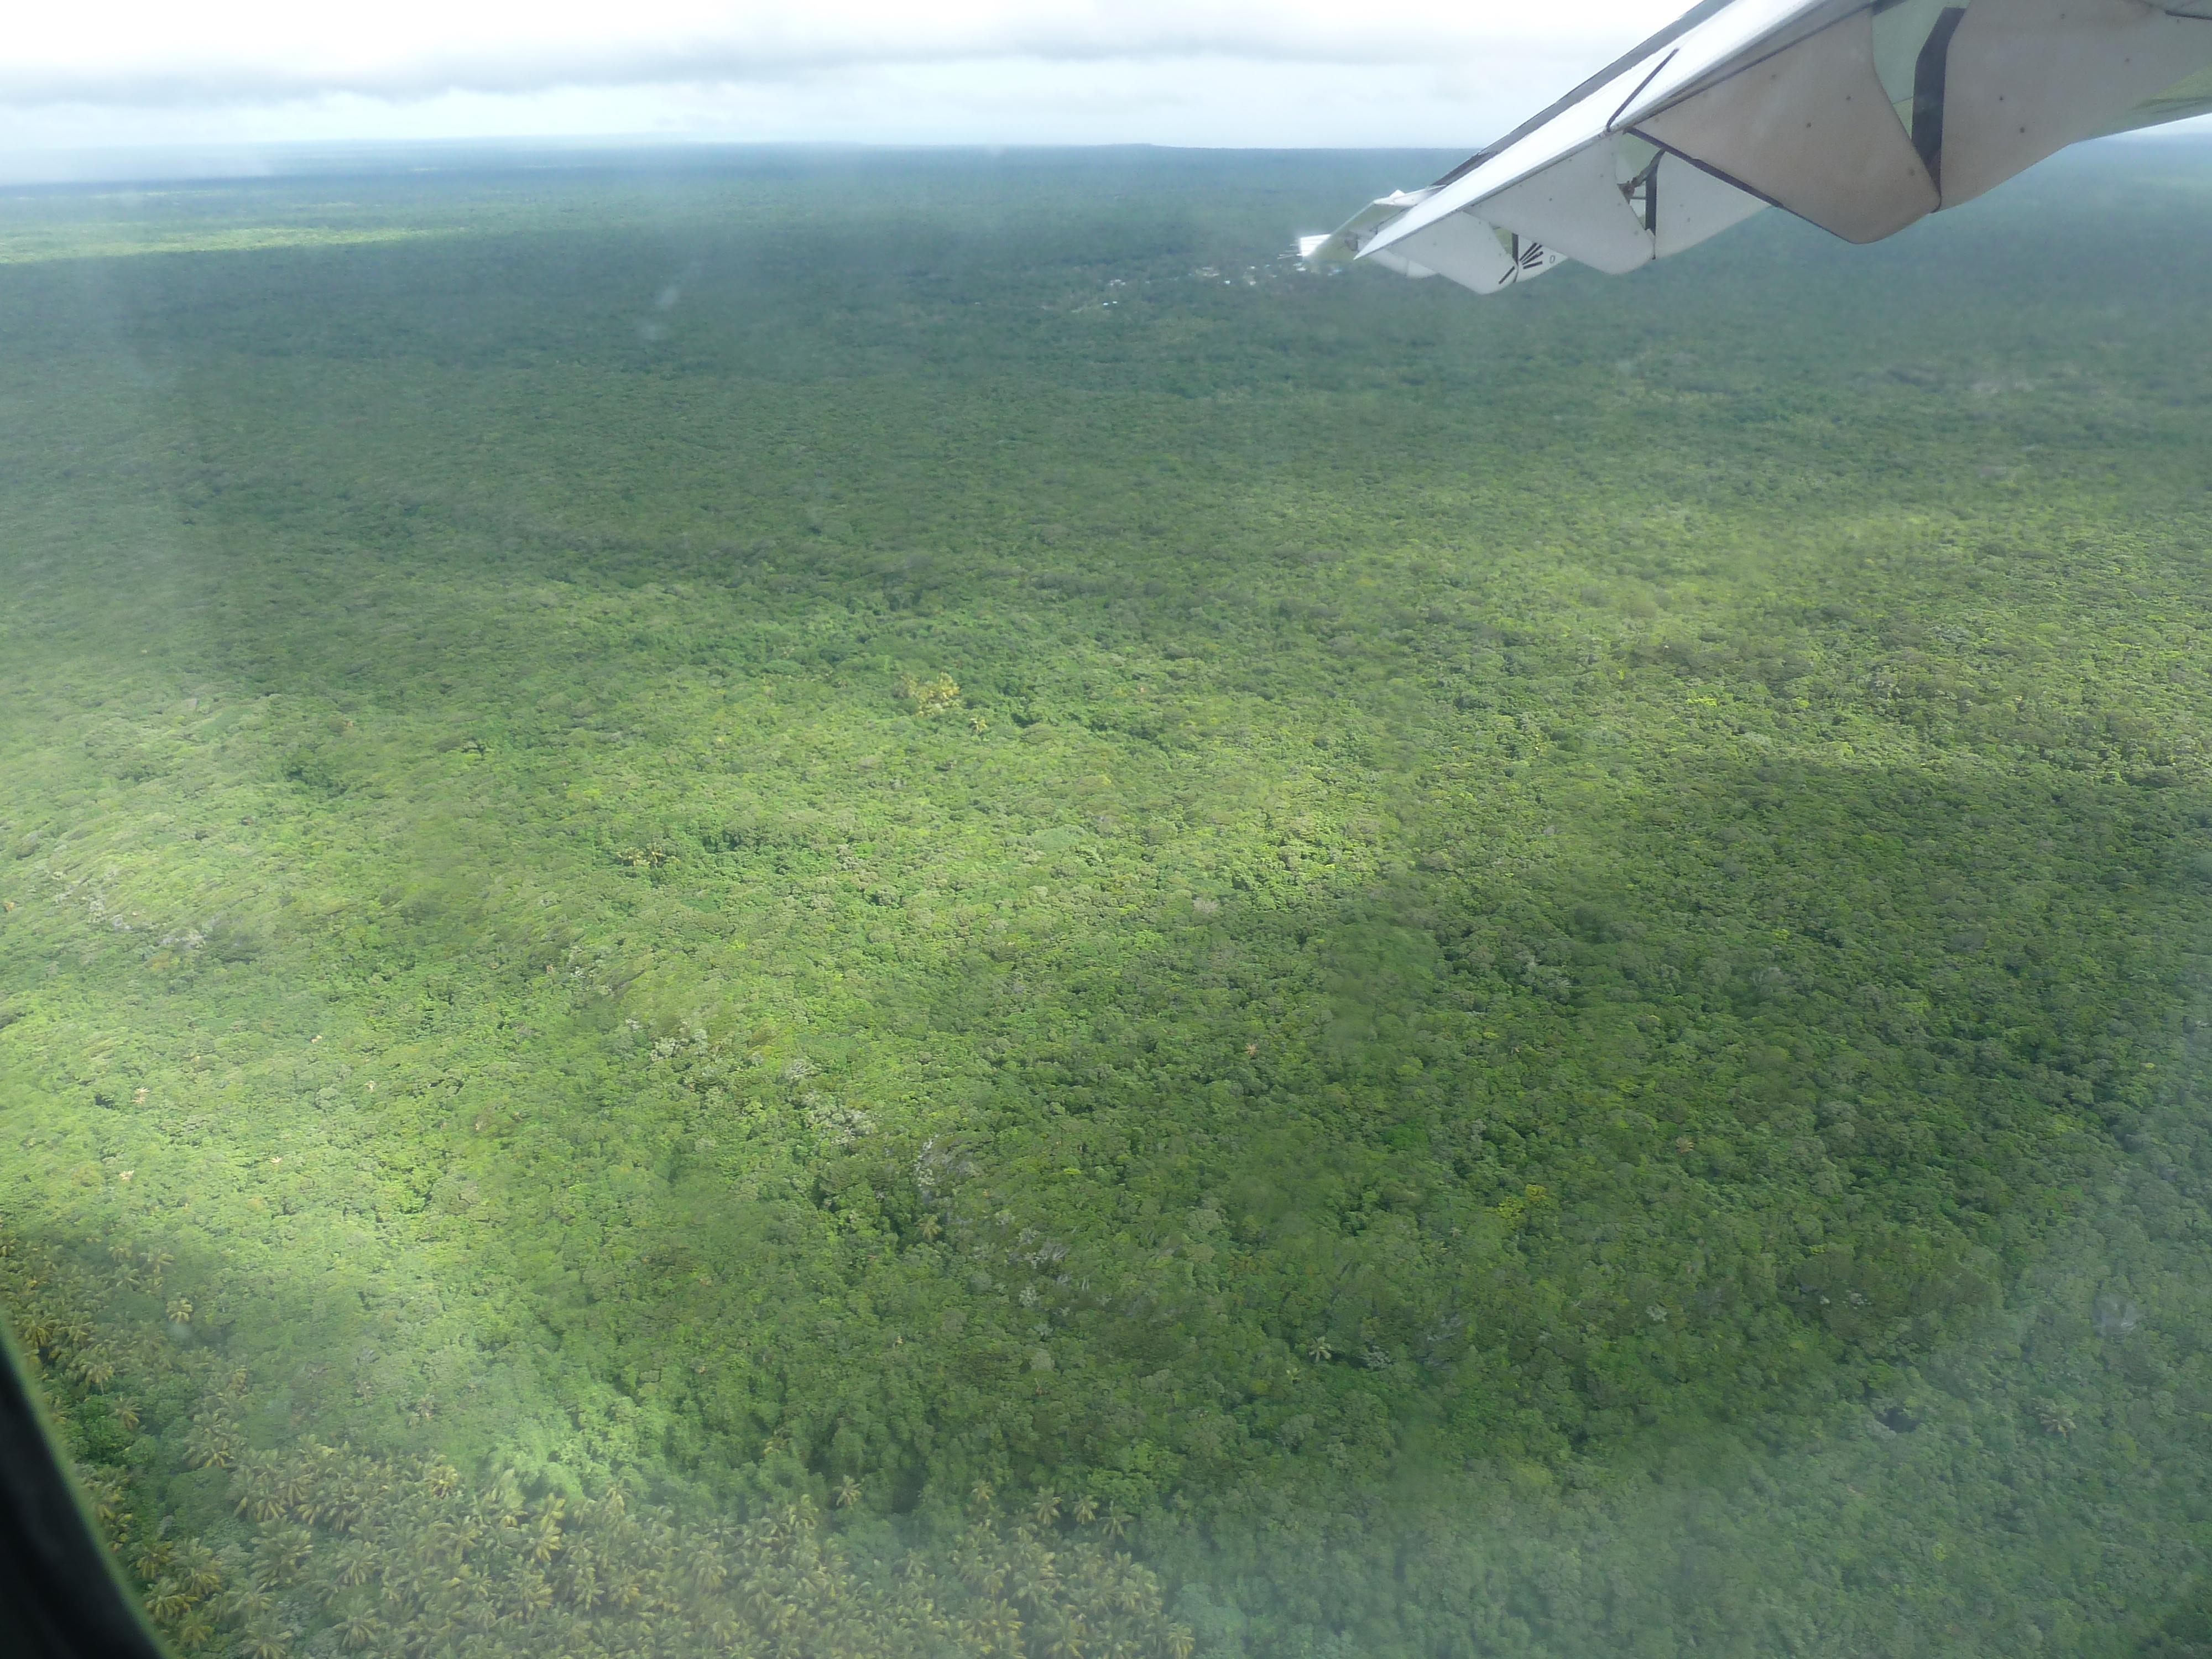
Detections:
[1305, 0, 2212, 294]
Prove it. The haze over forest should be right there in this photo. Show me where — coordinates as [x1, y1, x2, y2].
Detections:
[5, 141, 2212, 1656]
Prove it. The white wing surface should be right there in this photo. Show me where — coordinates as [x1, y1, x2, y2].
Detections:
[1303, 0, 2212, 293]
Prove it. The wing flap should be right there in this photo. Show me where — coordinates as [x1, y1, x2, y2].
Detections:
[1468, 142, 1657, 274]
[1389, 212, 1566, 293]
[1648, 152, 1772, 254]
[1936, 0, 2212, 204]
[1636, 9, 1939, 243]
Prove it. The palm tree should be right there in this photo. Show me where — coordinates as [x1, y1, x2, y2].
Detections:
[175, 1540, 223, 1598]
[833, 1477, 863, 1508]
[145, 1579, 195, 1623]
[1031, 1488, 1062, 1528]
[222, 1584, 277, 1625]
[528, 1510, 564, 1563]
[1040, 1610, 1091, 1659]
[335, 1608, 384, 1650]
[566, 1563, 603, 1609]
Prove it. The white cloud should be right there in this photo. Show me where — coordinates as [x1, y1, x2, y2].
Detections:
[0, 0, 1682, 156]
[9, 1, 1668, 101]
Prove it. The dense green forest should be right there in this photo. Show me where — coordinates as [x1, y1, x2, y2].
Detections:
[6, 140, 2212, 1656]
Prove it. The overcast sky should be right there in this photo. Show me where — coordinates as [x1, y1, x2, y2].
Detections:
[12, 0, 2208, 183]
[2, 0, 1700, 171]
